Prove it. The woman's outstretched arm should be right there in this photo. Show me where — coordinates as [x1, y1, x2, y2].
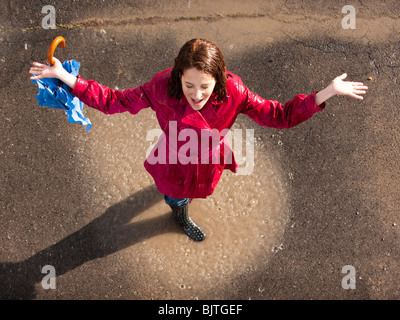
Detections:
[238, 71, 368, 130]
[29, 56, 155, 115]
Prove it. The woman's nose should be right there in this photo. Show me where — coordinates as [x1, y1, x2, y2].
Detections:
[193, 89, 203, 99]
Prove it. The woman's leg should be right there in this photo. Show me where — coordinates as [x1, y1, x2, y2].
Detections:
[164, 196, 206, 241]
[164, 196, 190, 207]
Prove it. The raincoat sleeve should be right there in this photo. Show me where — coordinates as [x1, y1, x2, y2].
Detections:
[70, 76, 153, 115]
[236, 77, 326, 129]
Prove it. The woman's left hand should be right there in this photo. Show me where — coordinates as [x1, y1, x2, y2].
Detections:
[331, 73, 368, 100]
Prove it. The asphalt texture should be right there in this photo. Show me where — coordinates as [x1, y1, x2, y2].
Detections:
[1, 0, 400, 302]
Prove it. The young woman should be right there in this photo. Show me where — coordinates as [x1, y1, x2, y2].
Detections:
[29, 38, 368, 241]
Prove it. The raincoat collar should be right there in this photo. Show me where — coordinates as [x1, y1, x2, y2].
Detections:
[181, 95, 221, 130]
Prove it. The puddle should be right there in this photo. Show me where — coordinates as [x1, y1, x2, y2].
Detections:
[83, 110, 288, 299]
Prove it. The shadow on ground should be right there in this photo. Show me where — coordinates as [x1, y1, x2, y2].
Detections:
[0, 184, 180, 299]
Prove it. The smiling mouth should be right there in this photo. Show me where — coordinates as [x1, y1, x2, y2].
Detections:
[191, 98, 203, 105]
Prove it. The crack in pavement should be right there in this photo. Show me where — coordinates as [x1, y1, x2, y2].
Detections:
[1, 11, 398, 33]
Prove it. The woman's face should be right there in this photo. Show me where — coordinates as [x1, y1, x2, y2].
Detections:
[181, 67, 216, 111]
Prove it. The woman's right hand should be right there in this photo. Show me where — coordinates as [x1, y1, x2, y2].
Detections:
[29, 57, 63, 81]
[29, 56, 78, 89]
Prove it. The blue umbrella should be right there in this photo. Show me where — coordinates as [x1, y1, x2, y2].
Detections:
[31, 36, 92, 132]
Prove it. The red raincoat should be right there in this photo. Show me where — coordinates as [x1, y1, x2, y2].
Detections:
[71, 68, 325, 198]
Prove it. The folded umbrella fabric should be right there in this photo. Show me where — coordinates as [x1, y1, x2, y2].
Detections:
[31, 59, 92, 132]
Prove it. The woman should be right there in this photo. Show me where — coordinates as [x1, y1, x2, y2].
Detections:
[29, 38, 368, 241]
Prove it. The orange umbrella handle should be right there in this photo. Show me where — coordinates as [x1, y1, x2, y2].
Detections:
[47, 36, 66, 66]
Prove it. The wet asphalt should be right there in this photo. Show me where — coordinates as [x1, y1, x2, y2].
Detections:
[1, 0, 400, 304]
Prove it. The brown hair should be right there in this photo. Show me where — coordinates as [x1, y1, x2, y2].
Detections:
[168, 38, 227, 101]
